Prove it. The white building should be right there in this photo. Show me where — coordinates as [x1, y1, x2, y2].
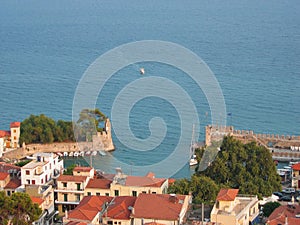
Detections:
[21, 153, 63, 185]
[0, 138, 4, 158]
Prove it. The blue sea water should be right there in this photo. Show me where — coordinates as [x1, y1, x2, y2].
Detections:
[0, 0, 299, 178]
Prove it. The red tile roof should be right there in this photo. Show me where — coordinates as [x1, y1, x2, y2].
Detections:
[0, 172, 9, 180]
[125, 175, 166, 187]
[4, 178, 21, 189]
[107, 196, 136, 220]
[216, 189, 239, 201]
[10, 122, 21, 128]
[68, 196, 112, 222]
[292, 163, 300, 171]
[0, 162, 21, 173]
[132, 193, 187, 220]
[57, 175, 87, 182]
[73, 167, 93, 172]
[86, 178, 112, 189]
[0, 130, 10, 138]
[268, 205, 300, 225]
[168, 178, 176, 185]
[30, 196, 44, 206]
[66, 222, 87, 225]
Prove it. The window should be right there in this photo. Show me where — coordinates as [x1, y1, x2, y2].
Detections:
[75, 194, 80, 202]
[87, 192, 91, 196]
[105, 193, 109, 196]
[107, 221, 113, 225]
[96, 192, 100, 196]
[41, 179, 43, 184]
[7, 191, 11, 196]
[63, 182, 67, 188]
[32, 180, 35, 185]
[26, 170, 30, 175]
[114, 190, 119, 196]
[142, 191, 146, 194]
[132, 191, 137, 197]
[14, 136, 16, 140]
[64, 194, 68, 202]
[76, 183, 81, 190]
[26, 179, 30, 184]
[114, 222, 117, 224]
[118, 222, 121, 225]
[152, 192, 156, 194]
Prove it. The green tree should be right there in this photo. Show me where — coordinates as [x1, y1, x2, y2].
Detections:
[190, 175, 219, 204]
[63, 164, 76, 175]
[0, 191, 42, 225]
[200, 136, 281, 198]
[168, 178, 190, 195]
[262, 201, 281, 217]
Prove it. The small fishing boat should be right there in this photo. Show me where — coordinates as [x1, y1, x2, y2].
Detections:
[92, 151, 97, 156]
[99, 150, 107, 156]
[140, 68, 145, 75]
[63, 152, 68, 157]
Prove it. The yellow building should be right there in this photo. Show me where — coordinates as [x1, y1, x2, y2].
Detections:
[210, 189, 259, 225]
[55, 167, 94, 214]
[110, 171, 168, 197]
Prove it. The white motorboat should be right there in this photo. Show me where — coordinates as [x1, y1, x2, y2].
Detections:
[189, 124, 198, 166]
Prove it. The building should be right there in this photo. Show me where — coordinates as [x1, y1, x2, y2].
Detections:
[0, 172, 10, 190]
[292, 163, 300, 189]
[110, 170, 169, 197]
[132, 193, 190, 225]
[103, 196, 136, 225]
[0, 122, 21, 154]
[267, 204, 300, 225]
[55, 167, 94, 213]
[26, 184, 56, 225]
[210, 189, 259, 225]
[63, 195, 113, 224]
[21, 152, 63, 186]
[85, 178, 112, 196]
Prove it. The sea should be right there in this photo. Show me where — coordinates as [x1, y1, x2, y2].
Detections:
[0, 0, 299, 178]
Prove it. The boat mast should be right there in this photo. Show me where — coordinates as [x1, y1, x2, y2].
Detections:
[190, 124, 195, 157]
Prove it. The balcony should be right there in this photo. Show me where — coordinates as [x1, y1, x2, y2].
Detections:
[54, 188, 84, 193]
[54, 200, 80, 205]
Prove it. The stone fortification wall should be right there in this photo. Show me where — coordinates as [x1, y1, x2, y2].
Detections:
[205, 125, 300, 148]
[3, 118, 115, 160]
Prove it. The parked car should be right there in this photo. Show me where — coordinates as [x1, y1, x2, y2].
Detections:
[282, 188, 295, 195]
[273, 192, 283, 198]
[279, 195, 292, 202]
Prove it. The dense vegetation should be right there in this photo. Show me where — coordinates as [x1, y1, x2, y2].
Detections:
[20, 108, 106, 144]
[168, 136, 281, 203]
[262, 201, 281, 217]
[63, 164, 76, 175]
[0, 191, 42, 225]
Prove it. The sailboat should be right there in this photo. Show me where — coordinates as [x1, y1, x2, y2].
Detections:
[189, 124, 198, 166]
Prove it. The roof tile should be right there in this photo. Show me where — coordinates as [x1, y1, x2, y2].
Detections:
[216, 189, 239, 201]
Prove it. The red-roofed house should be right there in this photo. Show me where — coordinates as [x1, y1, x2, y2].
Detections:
[110, 171, 169, 197]
[85, 178, 112, 196]
[4, 178, 21, 196]
[64, 195, 113, 224]
[0, 121, 20, 153]
[73, 166, 94, 178]
[292, 163, 300, 189]
[104, 196, 136, 225]
[210, 189, 259, 225]
[267, 204, 300, 225]
[132, 193, 190, 225]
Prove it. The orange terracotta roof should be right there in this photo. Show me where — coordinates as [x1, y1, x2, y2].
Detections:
[0, 162, 21, 172]
[132, 193, 187, 220]
[57, 175, 87, 182]
[0, 130, 10, 138]
[216, 189, 239, 201]
[86, 178, 112, 189]
[292, 163, 300, 171]
[30, 196, 44, 206]
[68, 196, 112, 221]
[268, 205, 300, 225]
[0, 172, 9, 180]
[4, 178, 21, 189]
[73, 166, 93, 172]
[10, 122, 21, 128]
[125, 175, 166, 187]
[106, 196, 136, 220]
[168, 178, 176, 185]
